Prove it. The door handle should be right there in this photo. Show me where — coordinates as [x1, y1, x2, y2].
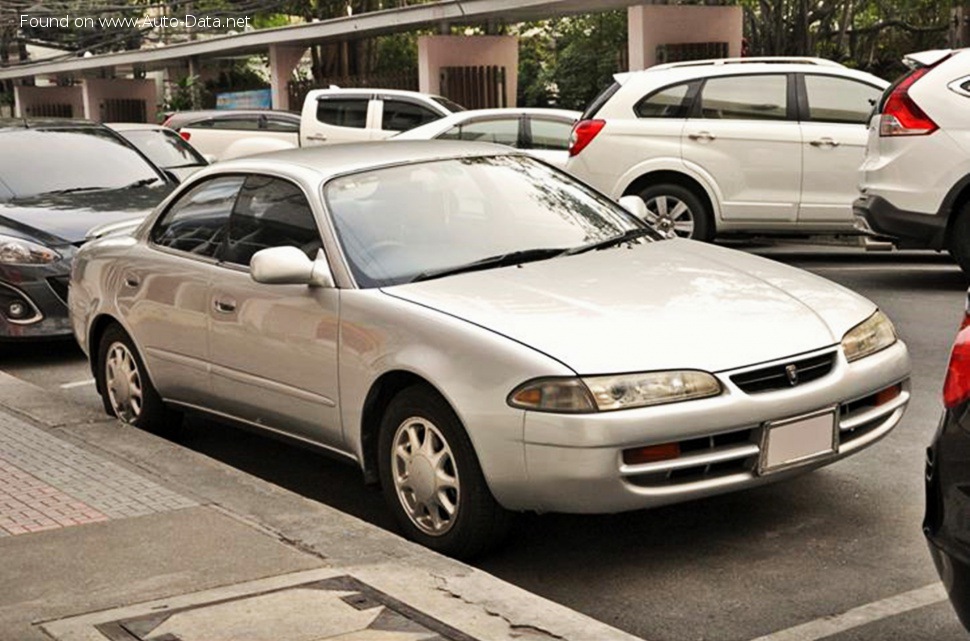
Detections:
[213, 297, 236, 314]
[306, 134, 328, 142]
[810, 137, 840, 148]
[123, 274, 140, 288]
[688, 131, 716, 142]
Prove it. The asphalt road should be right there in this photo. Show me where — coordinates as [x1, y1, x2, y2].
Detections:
[2, 244, 967, 641]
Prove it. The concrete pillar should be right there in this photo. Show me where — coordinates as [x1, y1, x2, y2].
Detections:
[628, 4, 743, 70]
[269, 44, 307, 111]
[417, 35, 518, 108]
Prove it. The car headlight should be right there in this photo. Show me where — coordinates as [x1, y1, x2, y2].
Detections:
[0, 234, 60, 265]
[842, 310, 897, 362]
[508, 370, 722, 413]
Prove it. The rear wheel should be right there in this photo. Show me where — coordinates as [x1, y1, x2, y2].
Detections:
[949, 204, 970, 275]
[97, 324, 181, 435]
[378, 385, 511, 559]
[638, 183, 713, 241]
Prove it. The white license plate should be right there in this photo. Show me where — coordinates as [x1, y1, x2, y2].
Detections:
[760, 410, 837, 474]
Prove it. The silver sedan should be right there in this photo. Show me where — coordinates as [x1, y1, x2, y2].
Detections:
[69, 142, 911, 557]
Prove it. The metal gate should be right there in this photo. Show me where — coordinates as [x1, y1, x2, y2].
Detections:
[439, 65, 506, 110]
[101, 98, 147, 123]
[656, 42, 729, 65]
[24, 102, 73, 118]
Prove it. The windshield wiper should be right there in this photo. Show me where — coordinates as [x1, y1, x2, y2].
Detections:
[122, 177, 160, 189]
[411, 247, 567, 283]
[562, 228, 655, 257]
[39, 186, 107, 195]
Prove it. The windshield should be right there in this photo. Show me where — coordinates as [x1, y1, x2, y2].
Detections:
[122, 129, 207, 168]
[0, 129, 163, 198]
[325, 155, 651, 288]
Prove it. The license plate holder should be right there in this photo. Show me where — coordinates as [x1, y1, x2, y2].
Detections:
[759, 408, 837, 475]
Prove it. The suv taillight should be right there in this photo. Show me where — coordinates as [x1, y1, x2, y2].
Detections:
[569, 119, 605, 157]
[879, 67, 937, 137]
[944, 312, 970, 408]
[179, 131, 191, 141]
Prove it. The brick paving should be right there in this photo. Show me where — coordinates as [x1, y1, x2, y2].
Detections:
[0, 411, 196, 536]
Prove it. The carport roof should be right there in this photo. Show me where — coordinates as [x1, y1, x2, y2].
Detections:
[0, 0, 642, 81]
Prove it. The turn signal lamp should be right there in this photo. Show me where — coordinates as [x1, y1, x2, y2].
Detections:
[623, 443, 681, 466]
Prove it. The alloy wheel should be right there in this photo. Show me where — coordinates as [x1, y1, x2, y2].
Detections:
[644, 194, 695, 238]
[105, 341, 144, 423]
[391, 416, 461, 536]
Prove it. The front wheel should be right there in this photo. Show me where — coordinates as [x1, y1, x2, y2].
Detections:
[637, 183, 714, 241]
[97, 324, 181, 435]
[378, 385, 511, 558]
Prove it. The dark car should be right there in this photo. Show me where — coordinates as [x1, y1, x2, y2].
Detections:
[106, 123, 209, 182]
[0, 119, 175, 340]
[925, 291, 970, 630]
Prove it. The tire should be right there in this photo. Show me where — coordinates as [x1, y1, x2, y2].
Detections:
[637, 183, 714, 242]
[377, 385, 512, 559]
[96, 324, 182, 436]
[949, 205, 970, 275]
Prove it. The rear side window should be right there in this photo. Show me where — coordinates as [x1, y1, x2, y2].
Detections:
[698, 75, 789, 120]
[382, 100, 442, 132]
[221, 175, 321, 267]
[528, 118, 574, 150]
[263, 116, 300, 132]
[634, 83, 694, 118]
[804, 75, 882, 125]
[195, 118, 261, 130]
[317, 98, 369, 129]
[150, 176, 245, 257]
[581, 81, 621, 120]
[438, 118, 520, 146]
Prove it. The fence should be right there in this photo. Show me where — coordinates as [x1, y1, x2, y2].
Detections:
[101, 98, 148, 122]
[439, 65, 507, 110]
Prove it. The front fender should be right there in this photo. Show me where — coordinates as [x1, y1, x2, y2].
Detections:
[613, 158, 724, 222]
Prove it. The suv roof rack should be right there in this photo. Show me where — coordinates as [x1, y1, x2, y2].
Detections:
[649, 57, 845, 71]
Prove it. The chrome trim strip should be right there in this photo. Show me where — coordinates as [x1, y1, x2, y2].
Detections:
[210, 363, 336, 407]
[620, 443, 760, 476]
[144, 347, 210, 372]
[839, 390, 910, 431]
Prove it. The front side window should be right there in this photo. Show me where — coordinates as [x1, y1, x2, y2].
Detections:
[804, 75, 882, 125]
[264, 116, 300, 132]
[325, 155, 649, 288]
[382, 100, 442, 132]
[528, 118, 574, 150]
[698, 75, 789, 120]
[635, 83, 693, 118]
[438, 118, 520, 146]
[221, 176, 321, 267]
[316, 98, 369, 129]
[199, 117, 262, 130]
[150, 176, 245, 257]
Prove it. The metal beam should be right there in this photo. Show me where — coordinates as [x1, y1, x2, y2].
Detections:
[0, 0, 642, 81]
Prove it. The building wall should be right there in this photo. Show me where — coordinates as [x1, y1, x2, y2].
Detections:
[417, 35, 518, 108]
[14, 85, 85, 119]
[628, 5, 743, 70]
[83, 78, 157, 123]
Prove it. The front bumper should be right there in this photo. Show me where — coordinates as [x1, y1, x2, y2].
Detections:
[925, 407, 970, 631]
[0, 255, 75, 340]
[853, 195, 947, 250]
[507, 341, 910, 513]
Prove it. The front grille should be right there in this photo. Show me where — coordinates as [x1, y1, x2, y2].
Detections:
[624, 427, 759, 488]
[47, 276, 69, 305]
[731, 352, 836, 394]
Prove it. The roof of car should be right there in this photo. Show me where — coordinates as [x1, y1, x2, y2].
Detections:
[105, 122, 169, 131]
[614, 58, 888, 88]
[0, 118, 103, 131]
[162, 109, 300, 128]
[203, 140, 517, 181]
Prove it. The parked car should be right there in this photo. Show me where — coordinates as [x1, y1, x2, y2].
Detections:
[925, 290, 970, 631]
[161, 109, 301, 161]
[392, 108, 580, 168]
[855, 48, 970, 273]
[0, 118, 174, 340]
[162, 89, 463, 161]
[70, 142, 911, 557]
[566, 57, 888, 240]
[107, 123, 209, 182]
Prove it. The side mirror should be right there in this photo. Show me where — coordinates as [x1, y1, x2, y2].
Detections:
[618, 195, 676, 239]
[250, 246, 334, 288]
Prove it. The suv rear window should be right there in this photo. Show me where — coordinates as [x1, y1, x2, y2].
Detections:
[634, 83, 694, 118]
[581, 82, 621, 120]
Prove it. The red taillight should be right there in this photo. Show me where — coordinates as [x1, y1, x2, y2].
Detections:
[944, 316, 970, 408]
[179, 130, 191, 141]
[569, 119, 605, 157]
[880, 67, 937, 137]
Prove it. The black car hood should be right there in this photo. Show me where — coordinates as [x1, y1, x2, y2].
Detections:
[0, 185, 173, 245]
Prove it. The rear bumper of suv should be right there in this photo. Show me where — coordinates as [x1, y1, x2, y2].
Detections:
[853, 195, 947, 250]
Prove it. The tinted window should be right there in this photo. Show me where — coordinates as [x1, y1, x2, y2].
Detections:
[122, 129, 206, 168]
[221, 176, 321, 267]
[699, 75, 788, 120]
[804, 75, 882, 125]
[431, 96, 466, 113]
[193, 117, 262, 130]
[264, 116, 300, 132]
[0, 129, 162, 198]
[382, 100, 441, 132]
[635, 83, 692, 118]
[317, 98, 369, 128]
[528, 118, 574, 150]
[582, 81, 621, 120]
[438, 118, 520, 146]
[150, 176, 244, 257]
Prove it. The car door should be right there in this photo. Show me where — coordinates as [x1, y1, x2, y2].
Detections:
[683, 73, 801, 222]
[182, 116, 262, 159]
[798, 74, 885, 224]
[375, 97, 447, 138]
[206, 174, 343, 449]
[131, 175, 244, 406]
[301, 95, 374, 146]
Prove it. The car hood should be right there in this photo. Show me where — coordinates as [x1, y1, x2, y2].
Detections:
[0, 185, 172, 245]
[382, 239, 876, 374]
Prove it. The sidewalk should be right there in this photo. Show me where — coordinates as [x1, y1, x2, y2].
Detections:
[0, 370, 644, 641]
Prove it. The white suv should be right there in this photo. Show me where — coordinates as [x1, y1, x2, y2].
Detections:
[855, 49, 970, 271]
[565, 58, 888, 240]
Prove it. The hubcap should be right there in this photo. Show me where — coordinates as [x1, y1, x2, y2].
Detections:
[105, 342, 143, 423]
[644, 195, 695, 238]
[391, 417, 460, 536]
